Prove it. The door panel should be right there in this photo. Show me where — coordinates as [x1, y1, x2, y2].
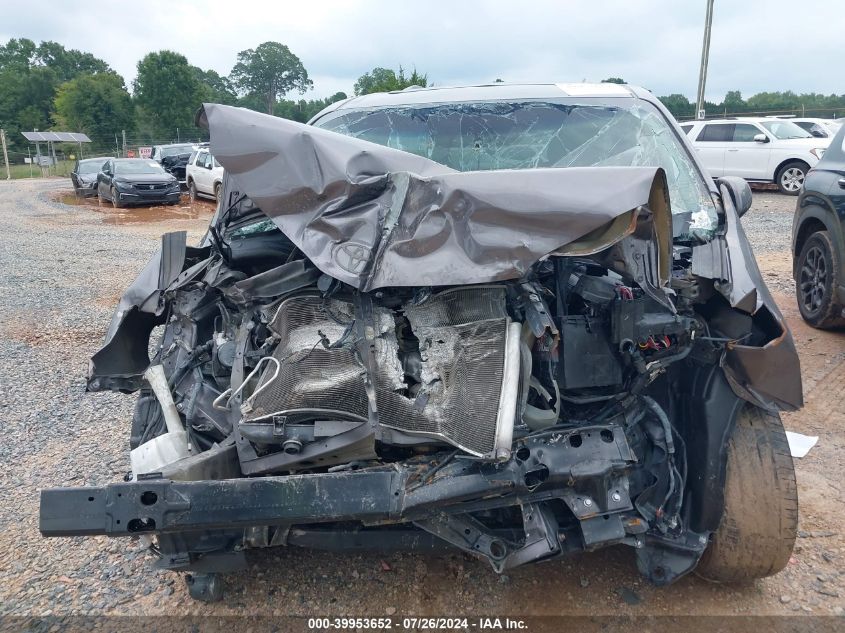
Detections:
[197, 153, 213, 193]
[694, 124, 730, 178]
[723, 124, 772, 180]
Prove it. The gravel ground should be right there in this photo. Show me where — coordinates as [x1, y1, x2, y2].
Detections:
[0, 180, 843, 621]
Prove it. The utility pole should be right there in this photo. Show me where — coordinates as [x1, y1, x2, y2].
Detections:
[122, 130, 127, 158]
[695, 0, 715, 120]
[50, 141, 59, 176]
[28, 147, 33, 178]
[34, 129, 44, 177]
[0, 129, 10, 180]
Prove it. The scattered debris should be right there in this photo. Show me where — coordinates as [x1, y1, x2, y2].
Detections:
[617, 587, 642, 605]
[797, 530, 837, 538]
[786, 431, 818, 457]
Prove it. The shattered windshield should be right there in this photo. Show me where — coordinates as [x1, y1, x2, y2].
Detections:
[160, 144, 195, 157]
[77, 159, 107, 174]
[316, 99, 719, 240]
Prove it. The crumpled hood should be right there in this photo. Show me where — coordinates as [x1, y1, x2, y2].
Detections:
[198, 103, 672, 291]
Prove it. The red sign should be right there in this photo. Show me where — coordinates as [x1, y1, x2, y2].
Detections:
[126, 149, 136, 158]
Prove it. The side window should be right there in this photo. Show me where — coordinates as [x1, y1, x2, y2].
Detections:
[680, 124, 693, 135]
[202, 153, 212, 168]
[732, 124, 761, 142]
[696, 124, 733, 142]
[808, 123, 827, 138]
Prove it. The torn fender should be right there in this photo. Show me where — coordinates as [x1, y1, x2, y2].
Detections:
[88, 232, 211, 392]
[199, 103, 672, 291]
[710, 183, 803, 411]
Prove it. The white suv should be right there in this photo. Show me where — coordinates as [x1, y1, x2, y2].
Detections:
[681, 118, 830, 194]
[185, 148, 224, 203]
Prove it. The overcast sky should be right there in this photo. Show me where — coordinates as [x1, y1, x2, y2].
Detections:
[1, 0, 839, 102]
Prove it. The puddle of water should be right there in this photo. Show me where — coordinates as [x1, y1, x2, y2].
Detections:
[53, 189, 215, 225]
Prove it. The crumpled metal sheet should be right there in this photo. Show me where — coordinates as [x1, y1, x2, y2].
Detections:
[199, 103, 670, 291]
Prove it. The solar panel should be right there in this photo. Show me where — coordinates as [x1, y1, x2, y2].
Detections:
[21, 131, 91, 142]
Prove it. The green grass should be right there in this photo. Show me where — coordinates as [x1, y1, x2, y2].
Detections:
[3, 159, 74, 179]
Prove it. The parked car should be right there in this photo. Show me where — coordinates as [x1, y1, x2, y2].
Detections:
[151, 143, 200, 184]
[792, 123, 845, 328]
[70, 156, 112, 197]
[769, 116, 842, 139]
[96, 158, 181, 208]
[684, 117, 830, 194]
[41, 84, 802, 603]
[185, 148, 224, 202]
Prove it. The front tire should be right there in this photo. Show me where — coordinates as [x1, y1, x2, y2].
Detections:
[795, 230, 845, 328]
[111, 187, 124, 209]
[696, 405, 798, 583]
[776, 161, 809, 195]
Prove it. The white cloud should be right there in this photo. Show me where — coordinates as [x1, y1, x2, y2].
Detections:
[1, 0, 839, 101]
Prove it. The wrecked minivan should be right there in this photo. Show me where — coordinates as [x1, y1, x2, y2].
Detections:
[40, 83, 802, 602]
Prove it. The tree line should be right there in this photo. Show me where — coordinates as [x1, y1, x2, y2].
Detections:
[2, 40, 842, 162]
[0, 39, 429, 159]
[600, 78, 845, 120]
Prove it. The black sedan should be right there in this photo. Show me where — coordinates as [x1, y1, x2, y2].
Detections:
[792, 123, 845, 328]
[96, 158, 181, 208]
[70, 157, 112, 197]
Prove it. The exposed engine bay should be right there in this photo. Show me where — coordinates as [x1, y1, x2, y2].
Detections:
[40, 101, 803, 598]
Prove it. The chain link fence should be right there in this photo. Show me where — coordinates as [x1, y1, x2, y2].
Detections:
[6, 129, 211, 179]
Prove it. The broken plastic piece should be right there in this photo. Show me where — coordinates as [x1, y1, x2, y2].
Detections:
[785, 430, 818, 458]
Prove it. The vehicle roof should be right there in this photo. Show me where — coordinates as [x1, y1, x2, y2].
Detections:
[690, 117, 811, 124]
[153, 143, 196, 148]
[113, 157, 159, 162]
[310, 82, 655, 122]
[767, 116, 839, 123]
[78, 156, 112, 162]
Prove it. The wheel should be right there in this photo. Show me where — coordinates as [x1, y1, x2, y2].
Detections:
[111, 187, 124, 209]
[188, 178, 197, 203]
[776, 161, 809, 195]
[696, 405, 798, 583]
[214, 182, 222, 204]
[185, 573, 223, 602]
[795, 230, 845, 328]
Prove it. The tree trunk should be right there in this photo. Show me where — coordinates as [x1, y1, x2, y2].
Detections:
[267, 80, 275, 115]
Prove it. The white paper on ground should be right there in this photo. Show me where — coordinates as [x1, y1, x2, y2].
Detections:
[785, 431, 818, 458]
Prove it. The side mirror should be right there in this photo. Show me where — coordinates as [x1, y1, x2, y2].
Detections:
[717, 176, 753, 218]
[753, 133, 769, 143]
